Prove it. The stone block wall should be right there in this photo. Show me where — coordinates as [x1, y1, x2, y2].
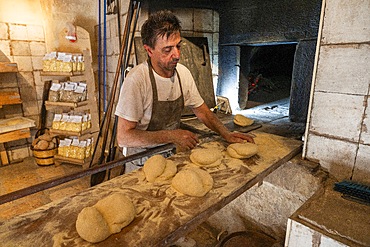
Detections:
[0, 22, 46, 162]
[304, 0, 370, 184]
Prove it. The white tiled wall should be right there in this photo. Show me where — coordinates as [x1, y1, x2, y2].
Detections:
[304, 0, 370, 183]
[315, 45, 370, 95]
[309, 92, 364, 142]
[285, 219, 348, 247]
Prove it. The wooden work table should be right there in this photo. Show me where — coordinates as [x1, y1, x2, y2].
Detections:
[0, 131, 302, 246]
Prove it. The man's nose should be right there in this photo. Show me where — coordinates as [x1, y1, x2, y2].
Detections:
[172, 47, 180, 59]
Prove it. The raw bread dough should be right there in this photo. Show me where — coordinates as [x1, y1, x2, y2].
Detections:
[199, 141, 225, 152]
[189, 148, 222, 167]
[143, 155, 166, 182]
[157, 160, 177, 181]
[227, 142, 258, 159]
[143, 155, 177, 182]
[76, 193, 135, 243]
[76, 207, 111, 243]
[94, 193, 136, 234]
[171, 167, 213, 197]
[233, 114, 254, 127]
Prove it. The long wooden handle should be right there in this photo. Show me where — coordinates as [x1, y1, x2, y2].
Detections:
[89, 0, 137, 168]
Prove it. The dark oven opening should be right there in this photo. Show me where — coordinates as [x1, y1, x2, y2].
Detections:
[239, 43, 297, 109]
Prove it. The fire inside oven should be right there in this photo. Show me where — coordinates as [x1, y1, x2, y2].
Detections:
[240, 44, 297, 109]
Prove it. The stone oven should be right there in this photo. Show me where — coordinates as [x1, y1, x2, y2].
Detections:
[146, 0, 322, 123]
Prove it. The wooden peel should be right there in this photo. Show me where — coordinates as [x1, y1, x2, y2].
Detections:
[90, 0, 139, 186]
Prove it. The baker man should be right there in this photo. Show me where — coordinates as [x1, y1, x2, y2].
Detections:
[115, 10, 254, 164]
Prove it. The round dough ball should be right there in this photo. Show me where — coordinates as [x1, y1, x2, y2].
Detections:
[172, 167, 213, 197]
[34, 139, 49, 150]
[39, 133, 53, 142]
[157, 160, 177, 181]
[143, 155, 167, 182]
[47, 141, 55, 150]
[94, 193, 136, 234]
[227, 142, 258, 159]
[76, 206, 111, 243]
[190, 148, 222, 167]
[233, 114, 254, 127]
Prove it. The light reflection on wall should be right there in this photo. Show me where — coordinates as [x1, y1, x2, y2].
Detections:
[0, 0, 43, 25]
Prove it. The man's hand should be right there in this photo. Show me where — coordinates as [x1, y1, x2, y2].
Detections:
[170, 129, 199, 150]
[224, 131, 255, 144]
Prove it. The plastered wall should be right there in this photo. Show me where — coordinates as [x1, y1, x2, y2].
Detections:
[304, 0, 370, 184]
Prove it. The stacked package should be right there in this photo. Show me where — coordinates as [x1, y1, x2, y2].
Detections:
[58, 137, 93, 160]
[48, 81, 87, 103]
[52, 112, 91, 133]
[43, 52, 84, 73]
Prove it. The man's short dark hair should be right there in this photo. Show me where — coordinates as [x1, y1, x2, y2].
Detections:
[141, 10, 182, 48]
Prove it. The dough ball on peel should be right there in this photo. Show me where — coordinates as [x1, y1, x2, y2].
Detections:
[233, 114, 254, 127]
[94, 193, 136, 234]
[143, 155, 167, 182]
[227, 142, 258, 159]
[75, 206, 111, 243]
[171, 167, 213, 197]
[190, 148, 222, 167]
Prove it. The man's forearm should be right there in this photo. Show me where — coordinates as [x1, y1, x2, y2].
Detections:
[118, 129, 173, 148]
[193, 103, 231, 139]
[202, 111, 230, 138]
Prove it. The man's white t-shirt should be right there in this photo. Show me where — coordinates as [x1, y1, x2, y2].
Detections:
[115, 61, 204, 130]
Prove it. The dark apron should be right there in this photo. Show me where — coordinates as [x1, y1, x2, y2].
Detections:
[147, 59, 184, 131]
[122, 60, 184, 170]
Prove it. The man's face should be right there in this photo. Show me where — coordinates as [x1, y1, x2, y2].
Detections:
[144, 31, 182, 78]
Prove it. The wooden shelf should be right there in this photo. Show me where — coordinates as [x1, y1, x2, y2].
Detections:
[40, 71, 84, 77]
[54, 155, 91, 167]
[0, 92, 22, 107]
[45, 100, 88, 109]
[0, 128, 31, 144]
[0, 62, 18, 73]
[40, 48, 99, 168]
[0, 61, 29, 165]
[49, 128, 92, 137]
[0, 117, 35, 135]
[0, 126, 33, 166]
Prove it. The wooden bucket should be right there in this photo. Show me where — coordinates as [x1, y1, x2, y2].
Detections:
[32, 148, 58, 166]
[32, 128, 59, 166]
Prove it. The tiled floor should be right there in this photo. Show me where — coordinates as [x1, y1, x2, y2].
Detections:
[0, 98, 306, 221]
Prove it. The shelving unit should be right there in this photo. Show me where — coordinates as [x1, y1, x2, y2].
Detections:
[0, 92, 22, 107]
[40, 50, 99, 168]
[0, 62, 18, 73]
[0, 63, 36, 165]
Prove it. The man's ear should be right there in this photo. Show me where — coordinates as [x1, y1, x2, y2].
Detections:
[143, 44, 153, 57]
